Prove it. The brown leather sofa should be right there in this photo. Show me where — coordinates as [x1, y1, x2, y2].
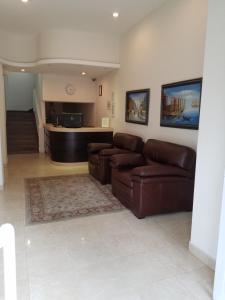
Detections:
[88, 133, 143, 185]
[111, 139, 196, 218]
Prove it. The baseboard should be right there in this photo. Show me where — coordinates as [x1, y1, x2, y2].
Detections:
[189, 241, 216, 270]
[50, 160, 88, 167]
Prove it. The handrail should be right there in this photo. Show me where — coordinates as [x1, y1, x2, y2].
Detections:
[33, 89, 45, 153]
[33, 89, 42, 130]
[0, 224, 17, 300]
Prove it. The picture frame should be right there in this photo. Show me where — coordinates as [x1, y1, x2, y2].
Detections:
[125, 89, 150, 125]
[160, 78, 202, 130]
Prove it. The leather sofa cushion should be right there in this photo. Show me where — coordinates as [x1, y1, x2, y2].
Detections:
[100, 148, 130, 156]
[143, 139, 196, 171]
[131, 165, 191, 178]
[113, 133, 143, 152]
[112, 169, 133, 187]
[88, 154, 100, 165]
[111, 153, 145, 168]
[88, 143, 113, 154]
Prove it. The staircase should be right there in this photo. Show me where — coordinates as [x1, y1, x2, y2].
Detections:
[6, 111, 39, 154]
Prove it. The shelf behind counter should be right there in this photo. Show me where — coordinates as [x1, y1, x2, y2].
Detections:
[44, 124, 114, 163]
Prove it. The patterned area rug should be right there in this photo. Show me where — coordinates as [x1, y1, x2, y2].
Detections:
[25, 174, 124, 224]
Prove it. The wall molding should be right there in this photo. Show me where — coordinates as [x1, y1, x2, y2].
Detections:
[0, 57, 120, 69]
[189, 241, 216, 270]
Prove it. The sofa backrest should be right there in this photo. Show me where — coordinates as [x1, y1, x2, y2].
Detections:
[113, 133, 143, 152]
[143, 139, 196, 171]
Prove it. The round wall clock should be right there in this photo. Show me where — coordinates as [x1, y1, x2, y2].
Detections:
[65, 83, 76, 95]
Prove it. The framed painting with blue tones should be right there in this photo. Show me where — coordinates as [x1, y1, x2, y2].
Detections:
[160, 78, 202, 130]
[125, 89, 150, 125]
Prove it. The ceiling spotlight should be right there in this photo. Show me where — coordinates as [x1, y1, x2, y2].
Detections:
[21, 69, 25, 72]
[81, 72, 86, 76]
[113, 12, 119, 18]
[21, 0, 29, 3]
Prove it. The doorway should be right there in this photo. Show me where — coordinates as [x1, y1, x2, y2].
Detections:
[4, 72, 38, 154]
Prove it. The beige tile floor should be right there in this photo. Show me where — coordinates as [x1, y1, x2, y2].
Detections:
[0, 154, 214, 300]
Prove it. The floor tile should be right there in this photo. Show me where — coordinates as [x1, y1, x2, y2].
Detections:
[0, 154, 214, 300]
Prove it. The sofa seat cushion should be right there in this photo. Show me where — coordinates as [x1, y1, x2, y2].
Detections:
[112, 169, 133, 188]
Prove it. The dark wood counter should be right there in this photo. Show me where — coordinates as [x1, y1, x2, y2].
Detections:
[45, 124, 113, 163]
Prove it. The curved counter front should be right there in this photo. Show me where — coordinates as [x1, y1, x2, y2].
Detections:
[45, 124, 113, 163]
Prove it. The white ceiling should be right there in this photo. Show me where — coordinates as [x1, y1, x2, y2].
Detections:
[4, 63, 117, 79]
[0, 0, 167, 35]
[1, 0, 167, 78]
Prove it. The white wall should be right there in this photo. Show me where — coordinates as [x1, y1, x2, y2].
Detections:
[37, 30, 119, 64]
[213, 174, 225, 299]
[0, 29, 119, 65]
[190, 0, 225, 269]
[5, 72, 36, 111]
[96, 71, 118, 127]
[0, 64, 6, 186]
[42, 73, 98, 103]
[111, 0, 207, 148]
[0, 30, 37, 63]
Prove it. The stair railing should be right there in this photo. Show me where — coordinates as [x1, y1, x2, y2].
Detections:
[33, 89, 45, 153]
[0, 223, 17, 300]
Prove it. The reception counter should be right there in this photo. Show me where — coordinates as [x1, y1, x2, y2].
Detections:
[45, 124, 113, 163]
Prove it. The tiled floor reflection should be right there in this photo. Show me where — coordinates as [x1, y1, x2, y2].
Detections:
[0, 154, 214, 300]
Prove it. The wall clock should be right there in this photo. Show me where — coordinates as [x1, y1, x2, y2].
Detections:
[65, 83, 76, 95]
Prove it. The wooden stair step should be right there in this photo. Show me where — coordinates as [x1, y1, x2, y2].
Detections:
[6, 110, 39, 154]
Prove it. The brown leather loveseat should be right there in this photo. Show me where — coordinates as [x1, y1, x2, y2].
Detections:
[111, 139, 196, 218]
[88, 133, 143, 184]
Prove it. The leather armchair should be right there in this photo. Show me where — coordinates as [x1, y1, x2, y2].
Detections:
[88, 133, 143, 184]
[111, 139, 196, 218]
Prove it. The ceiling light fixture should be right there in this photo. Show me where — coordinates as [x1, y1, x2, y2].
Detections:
[21, 69, 25, 72]
[113, 12, 119, 18]
[21, 0, 29, 3]
[81, 72, 87, 76]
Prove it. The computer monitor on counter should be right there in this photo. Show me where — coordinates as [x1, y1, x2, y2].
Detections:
[60, 113, 83, 128]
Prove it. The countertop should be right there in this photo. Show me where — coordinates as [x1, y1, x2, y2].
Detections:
[45, 124, 114, 133]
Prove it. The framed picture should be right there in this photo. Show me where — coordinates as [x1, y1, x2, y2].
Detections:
[160, 78, 202, 130]
[125, 89, 150, 125]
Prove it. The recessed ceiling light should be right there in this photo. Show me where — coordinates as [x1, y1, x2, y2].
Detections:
[81, 72, 86, 76]
[113, 12, 119, 18]
[21, 69, 25, 72]
[21, 0, 29, 3]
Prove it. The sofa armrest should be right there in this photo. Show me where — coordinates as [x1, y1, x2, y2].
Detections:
[88, 143, 113, 154]
[111, 153, 145, 168]
[131, 165, 190, 178]
[100, 148, 130, 156]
